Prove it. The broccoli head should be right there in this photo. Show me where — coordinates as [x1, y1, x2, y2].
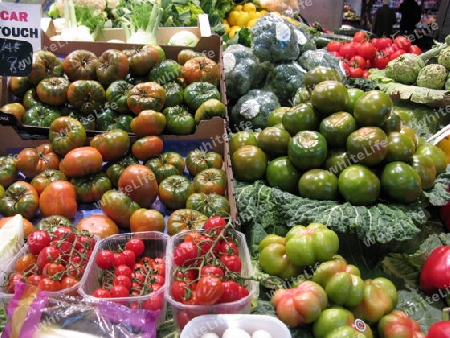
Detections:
[264, 62, 307, 106]
[438, 46, 450, 71]
[298, 49, 346, 80]
[249, 13, 300, 63]
[223, 44, 267, 100]
[384, 53, 425, 85]
[293, 25, 317, 55]
[416, 64, 448, 89]
[229, 89, 280, 131]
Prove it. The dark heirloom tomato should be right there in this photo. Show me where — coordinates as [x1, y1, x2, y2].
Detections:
[23, 105, 61, 127]
[22, 89, 41, 110]
[95, 107, 118, 131]
[185, 150, 223, 176]
[145, 152, 185, 183]
[186, 192, 230, 218]
[100, 189, 140, 229]
[0, 156, 18, 188]
[118, 164, 158, 208]
[66, 80, 106, 116]
[71, 172, 112, 203]
[63, 49, 99, 81]
[36, 77, 70, 106]
[0, 181, 39, 220]
[159, 175, 194, 210]
[127, 82, 166, 115]
[177, 49, 204, 65]
[35, 215, 73, 232]
[8, 76, 32, 98]
[182, 56, 220, 85]
[15, 144, 60, 179]
[131, 136, 164, 161]
[130, 110, 166, 137]
[28, 50, 64, 85]
[105, 80, 133, 114]
[0, 103, 26, 123]
[124, 44, 165, 76]
[39, 181, 78, 219]
[59, 146, 103, 178]
[167, 208, 208, 235]
[193, 168, 227, 195]
[90, 129, 130, 162]
[96, 49, 130, 87]
[49, 116, 87, 156]
[104, 155, 139, 188]
[163, 81, 184, 108]
[31, 169, 67, 195]
[163, 105, 196, 135]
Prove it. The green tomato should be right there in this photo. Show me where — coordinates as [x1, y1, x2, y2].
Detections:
[285, 223, 339, 267]
[312, 307, 356, 338]
[415, 143, 448, 174]
[231, 145, 267, 183]
[346, 127, 388, 167]
[381, 113, 401, 134]
[229, 131, 259, 155]
[324, 325, 370, 338]
[298, 169, 339, 201]
[70, 173, 112, 203]
[312, 256, 361, 287]
[259, 242, 301, 279]
[259, 234, 286, 252]
[384, 131, 415, 163]
[0, 156, 18, 188]
[305, 66, 342, 92]
[258, 127, 291, 158]
[338, 164, 380, 206]
[267, 107, 290, 126]
[265, 156, 301, 194]
[23, 105, 61, 127]
[288, 130, 328, 171]
[324, 271, 365, 307]
[353, 90, 393, 127]
[345, 88, 365, 115]
[310, 80, 349, 117]
[323, 149, 350, 176]
[282, 103, 319, 136]
[380, 161, 422, 204]
[319, 111, 356, 148]
[165, 109, 196, 135]
[408, 154, 437, 190]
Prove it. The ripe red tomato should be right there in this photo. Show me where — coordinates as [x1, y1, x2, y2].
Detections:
[93, 288, 111, 298]
[219, 241, 239, 256]
[195, 276, 224, 305]
[393, 36, 411, 52]
[220, 254, 242, 273]
[173, 241, 200, 267]
[113, 275, 132, 290]
[326, 41, 343, 53]
[151, 274, 165, 285]
[374, 54, 390, 69]
[7, 272, 24, 293]
[110, 285, 129, 297]
[14, 253, 37, 273]
[217, 280, 247, 304]
[27, 274, 42, 286]
[339, 43, 357, 59]
[174, 269, 198, 281]
[61, 276, 78, 290]
[352, 31, 367, 43]
[27, 230, 51, 255]
[378, 37, 393, 50]
[151, 258, 165, 276]
[42, 262, 65, 279]
[38, 277, 62, 292]
[113, 252, 128, 267]
[121, 250, 136, 268]
[200, 265, 225, 279]
[389, 49, 406, 61]
[96, 250, 114, 270]
[409, 45, 422, 55]
[348, 55, 366, 69]
[36, 246, 61, 271]
[203, 216, 227, 236]
[142, 292, 164, 311]
[114, 264, 133, 279]
[53, 226, 76, 243]
[171, 280, 192, 302]
[348, 66, 364, 78]
[125, 238, 145, 257]
[357, 42, 377, 60]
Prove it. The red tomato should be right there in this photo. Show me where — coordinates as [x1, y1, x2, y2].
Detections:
[93, 287, 111, 298]
[326, 41, 343, 53]
[151, 274, 165, 285]
[378, 37, 393, 50]
[348, 55, 366, 69]
[113, 252, 127, 267]
[42, 262, 65, 279]
[14, 253, 37, 273]
[203, 216, 227, 236]
[353, 31, 367, 43]
[36, 246, 61, 271]
[110, 285, 129, 297]
[195, 276, 224, 305]
[7, 272, 24, 293]
[174, 269, 198, 281]
[394, 36, 411, 52]
[114, 264, 133, 279]
[65, 262, 84, 279]
[374, 54, 390, 69]
[38, 277, 62, 292]
[171, 280, 192, 302]
[371, 37, 379, 49]
[125, 238, 145, 257]
[27, 230, 51, 255]
[96, 250, 114, 270]
[60, 276, 79, 293]
[219, 241, 239, 255]
[409, 45, 422, 55]
[220, 254, 242, 273]
[121, 250, 136, 268]
[363, 70, 369, 78]
[217, 280, 246, 304]
[75, 235, 96, 251]
[53, 226, 76, 243]
[348, 66, 364, 78]
[339, 43, 357, 59]
[151, 258, 165, 276]
[142, 293, 164, 311]
[200, 265, 225, 279]
[357, 41, 377, 60]
[173, 241, 200, 267]
[389, 49, 406, 61]
[382, 45, 396, 57]
[113, 275, 132, 290]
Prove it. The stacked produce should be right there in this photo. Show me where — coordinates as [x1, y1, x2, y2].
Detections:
[3, 47, 224, 135]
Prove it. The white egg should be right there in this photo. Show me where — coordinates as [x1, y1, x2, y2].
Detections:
[222, 327, 251, 338]
[200, 333, 220, 338]
[252, 329, 273, 338]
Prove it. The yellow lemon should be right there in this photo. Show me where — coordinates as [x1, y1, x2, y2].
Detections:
[229, 26, 241, 39]
[227, 10, 240, 26]
[243, 2, 257, 12]
[436, 136, 450, 164]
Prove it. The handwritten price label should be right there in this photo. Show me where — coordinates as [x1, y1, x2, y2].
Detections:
[0, 38, 32, 76]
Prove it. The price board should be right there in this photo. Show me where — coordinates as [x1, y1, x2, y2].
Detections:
[0, 37, 32, 76]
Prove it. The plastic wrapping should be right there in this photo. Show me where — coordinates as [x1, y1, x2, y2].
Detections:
[2, 282, 159, 338]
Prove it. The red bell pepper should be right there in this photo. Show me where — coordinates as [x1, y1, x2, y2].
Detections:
[420, 246, 450, 298]
[426, 308, 450, 338]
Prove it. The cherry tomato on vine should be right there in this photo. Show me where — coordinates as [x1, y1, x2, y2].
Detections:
[125, 238, 145, 256]
[114, 264, 133, 279]
[220, 254, 242, 273]
[53, 226, 76, 243]
[151, 258, 165, 276]
[96, 250, 114, 270]
[27, 230, 51, 255]
[110, 285, 129, 298]
[200, 265, 225, 279]
[14, 253, 37, 273]
[121, 250, 136, 268]
[203, 216, 227, 236]
[219, 241, 239, 255]
[7, 272, 24, 293]
[36, 246, 61, 271]
[61, 276, 78, 290]
[113, 275, 132, 290]
[42, 262, 65, 279]
[27, 274, 42, 286]
[171, 280, 192, 303]
[113, 252, 127, 267]
[217, 280, 248, 304]
[173, 241, 200, 267]
[151, 274, 165, 285]
[174, 269, 198, 281]
[195, 275, 224, 305]
[38, 277, 62, 292]
[93, 288, 111, 298]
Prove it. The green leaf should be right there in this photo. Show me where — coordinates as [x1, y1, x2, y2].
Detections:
[423, 165, 450, 206]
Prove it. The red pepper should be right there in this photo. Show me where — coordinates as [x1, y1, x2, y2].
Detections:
[420, 246, 450, 296]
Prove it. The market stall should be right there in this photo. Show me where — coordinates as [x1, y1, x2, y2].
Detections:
[1, 0, 450, 337]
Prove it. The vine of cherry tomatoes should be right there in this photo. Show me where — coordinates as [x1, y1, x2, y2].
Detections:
[6, 226, 97, 295]
[327, 31, 422, 78]
[91, 237, 165, 311]
[169, 216, 250, 327]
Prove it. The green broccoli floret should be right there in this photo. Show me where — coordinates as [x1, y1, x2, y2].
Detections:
[223, 44, 266, 100]
[229, 89, 280, 131]
[293, 25, 317, 55]
[264, 62, 307, 106]
[249, 13, 300, 63]
[298, 49, 346, 80]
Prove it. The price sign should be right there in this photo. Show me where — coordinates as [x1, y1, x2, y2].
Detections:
[0, 38, 32, 76]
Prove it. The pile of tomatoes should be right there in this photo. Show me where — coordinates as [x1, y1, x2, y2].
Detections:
[90, 237, 165, 311]
[326, 32, 422, 78]
[6, 225, 96, 294]
[168, 216, 251, 327]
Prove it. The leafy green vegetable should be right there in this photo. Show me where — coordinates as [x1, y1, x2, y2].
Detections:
[161, 0, 204, 27]
[346, 77, 380, 91]
[200, 0, 234, 34]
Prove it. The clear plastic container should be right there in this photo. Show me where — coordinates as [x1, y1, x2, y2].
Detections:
[0, 238, 100, 310]
[165, 230, 256, 330]
[180, 314, 291, 338]
[78, 231, 169, 326]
